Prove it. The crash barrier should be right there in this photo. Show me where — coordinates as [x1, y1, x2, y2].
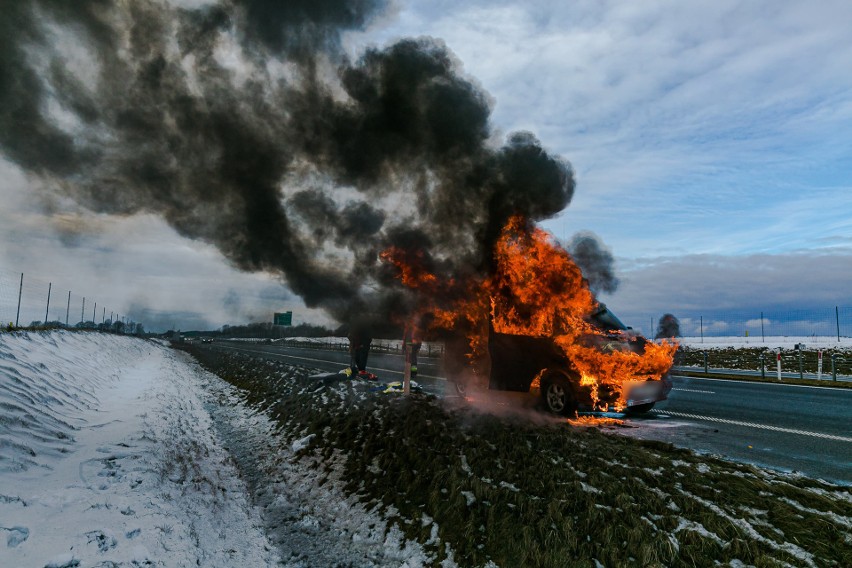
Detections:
[676, 346, 852, 382]
[633, 307, 852, 342]
[0, 267, 142, 334]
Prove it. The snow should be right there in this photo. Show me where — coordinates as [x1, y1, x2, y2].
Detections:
[0, 331, 278, 567]
[675, 336, 852, 349]
[0, 331, 436, 568]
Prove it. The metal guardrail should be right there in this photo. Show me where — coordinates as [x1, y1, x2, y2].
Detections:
[672, 365, 852, 383]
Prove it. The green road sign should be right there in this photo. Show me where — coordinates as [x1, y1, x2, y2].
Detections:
[274, 311, 292, 326]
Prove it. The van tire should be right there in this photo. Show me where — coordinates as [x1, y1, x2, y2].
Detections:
[452, 380, 467, 396]
[541, 373, 577, 415]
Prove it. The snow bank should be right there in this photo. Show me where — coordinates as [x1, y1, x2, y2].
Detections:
[0, 331, 278, 567]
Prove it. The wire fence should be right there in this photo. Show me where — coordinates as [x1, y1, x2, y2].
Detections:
[0, 268, 142, 333]
[629, 307, 852, 343]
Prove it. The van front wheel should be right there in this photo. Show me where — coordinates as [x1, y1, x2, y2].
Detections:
[541, 375, 577, 415]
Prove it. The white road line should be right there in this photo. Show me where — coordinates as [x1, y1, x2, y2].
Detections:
[672, 388, 716, 394]
[651, 409, 852, 442]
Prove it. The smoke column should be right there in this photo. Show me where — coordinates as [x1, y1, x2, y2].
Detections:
[0, 0, 574, 326]
[565, 231, 619, 295]
[655, 314, 681, 339]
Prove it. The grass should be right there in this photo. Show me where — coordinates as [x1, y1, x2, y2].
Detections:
[183, 345, 852, 568]
[677, 346, 852, 376]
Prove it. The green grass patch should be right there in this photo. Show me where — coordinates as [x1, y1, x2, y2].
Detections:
[184, 345, 852, 568]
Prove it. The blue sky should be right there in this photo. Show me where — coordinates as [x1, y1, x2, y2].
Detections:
[1, 0, 850, 332]
[358, 0, 852, 257]
[347, 0, 852, 331]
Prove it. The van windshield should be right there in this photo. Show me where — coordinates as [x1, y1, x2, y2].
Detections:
[590, 307, 628, 331]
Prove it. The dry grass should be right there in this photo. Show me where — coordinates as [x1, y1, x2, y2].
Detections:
[185, 346, 852, 568]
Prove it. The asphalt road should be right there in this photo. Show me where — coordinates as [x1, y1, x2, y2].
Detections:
[203, 341, 852, 485]
[629, 375, 852, 485]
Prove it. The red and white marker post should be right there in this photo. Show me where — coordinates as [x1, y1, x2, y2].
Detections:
[817, 350, 823, 381]
[776, 349, 782, 381]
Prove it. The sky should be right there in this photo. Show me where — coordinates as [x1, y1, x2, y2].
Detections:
[1, 0, 851, 333]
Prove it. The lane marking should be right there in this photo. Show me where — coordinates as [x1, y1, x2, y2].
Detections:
[671, 374, 851, 391]
[214, 344, 448, 381]
[651, 409, 852, 442]
[672, 388, 715, 394]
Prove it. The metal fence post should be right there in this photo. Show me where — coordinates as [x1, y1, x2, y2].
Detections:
[15, 273, 23, 327]
[837, 306, 841, 342]
[44, 282, 52, 325]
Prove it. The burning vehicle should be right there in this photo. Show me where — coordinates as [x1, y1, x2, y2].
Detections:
[383, 217, 677, 417]
[480, 305, 673, 415]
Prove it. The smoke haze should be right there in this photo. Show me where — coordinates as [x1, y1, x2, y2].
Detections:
[0, 0, 574, 326]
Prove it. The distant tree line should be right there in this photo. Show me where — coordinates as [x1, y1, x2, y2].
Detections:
[215, 321, 337, 339]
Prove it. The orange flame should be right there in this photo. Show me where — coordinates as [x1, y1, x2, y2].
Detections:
[382, 215, 677, 410]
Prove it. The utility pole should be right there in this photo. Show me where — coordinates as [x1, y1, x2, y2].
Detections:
[760, 311, 765, 342]
[15, 273, 23, 327]
[102, 307, 106, 324]
[837, 306, 841, 342]
[65, 291, 71, 327]
[93, 302, 96, 325]
[700, 316, 704, 343]
[81, 297, 85, 326]
[44, 282, 51, 325]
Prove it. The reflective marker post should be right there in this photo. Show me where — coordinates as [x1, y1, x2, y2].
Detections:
[817, 350, 823, 381]
[776, 349, 782, 381]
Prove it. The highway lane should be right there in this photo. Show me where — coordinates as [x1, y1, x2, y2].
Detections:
[628, 375, 852, 484]
[201, 341, 851, 484]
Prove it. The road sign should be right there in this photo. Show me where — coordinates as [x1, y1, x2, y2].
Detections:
[274, 311, 292, 326]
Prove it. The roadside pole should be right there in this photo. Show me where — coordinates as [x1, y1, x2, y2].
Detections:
[403, 336, 411, 395]
[776, 349, 782, 381]
[15, 273, 23, 327]
[44, 282, 51, 325]
[817, 350, 823, 381]
[65, 291, 71, 327]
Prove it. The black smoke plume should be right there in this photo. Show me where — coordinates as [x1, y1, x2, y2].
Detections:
[655, 314, 681, 339]
[0, 0, 574, 327]
[566, 232, 619, 295]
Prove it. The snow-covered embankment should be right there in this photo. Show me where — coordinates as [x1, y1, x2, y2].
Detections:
[0, 331, 278, 567]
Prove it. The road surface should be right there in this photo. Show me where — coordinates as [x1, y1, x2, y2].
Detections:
[202, 341, 852, 485]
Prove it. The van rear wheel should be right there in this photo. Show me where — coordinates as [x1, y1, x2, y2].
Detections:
[541, 374, 577, 415]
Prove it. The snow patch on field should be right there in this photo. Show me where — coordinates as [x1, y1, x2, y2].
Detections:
[0, 331, 437, 567]
[0, 331, 278, 567]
